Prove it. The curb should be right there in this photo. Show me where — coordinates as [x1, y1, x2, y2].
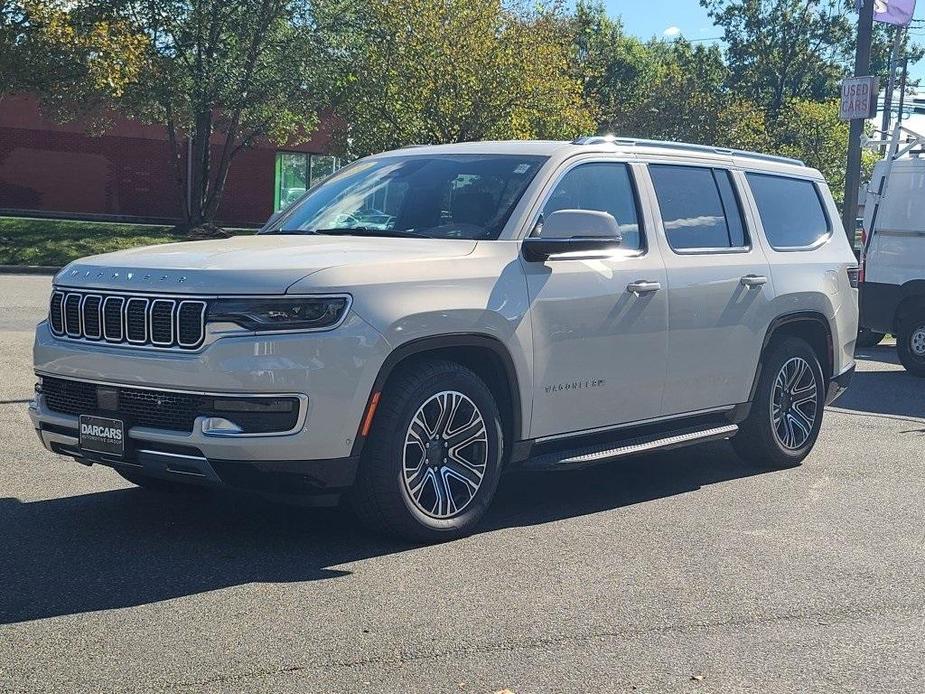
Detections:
[0, 265, 61, 275]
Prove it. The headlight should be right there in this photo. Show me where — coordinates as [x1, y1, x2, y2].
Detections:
[207, 296, 349, 331]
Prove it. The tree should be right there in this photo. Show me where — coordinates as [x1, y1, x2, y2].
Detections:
[30, 0, 336, 233]
[337, 0, 594, 157]
[702, 0, 853, 115]
[1, 0, 145, 99]
[569, 1, 654, 129]
[567, 4, 767, 151]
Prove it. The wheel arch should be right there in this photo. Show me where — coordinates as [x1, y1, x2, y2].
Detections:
[748, 311, 834, 403]
[895, 281, 925, 330]
[350, 334, 523, 459]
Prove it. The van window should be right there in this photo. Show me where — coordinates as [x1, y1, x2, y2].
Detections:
[746, 173, 830, 249]
[541, 163, 643, 250]
[649, 165, 747, 251]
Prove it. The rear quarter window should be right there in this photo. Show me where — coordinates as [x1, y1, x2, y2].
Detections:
[746, 173, 831, 250]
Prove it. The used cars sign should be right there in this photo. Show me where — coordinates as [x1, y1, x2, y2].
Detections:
[840, 76, 879, 121]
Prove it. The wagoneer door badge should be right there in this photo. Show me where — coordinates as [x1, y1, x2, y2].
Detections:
[544, 378, 607, 395]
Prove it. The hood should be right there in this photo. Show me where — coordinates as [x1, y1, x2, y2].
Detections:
[54, 235, 478, 295]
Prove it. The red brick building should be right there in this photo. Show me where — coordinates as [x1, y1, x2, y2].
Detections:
[0, 95, 340, 227]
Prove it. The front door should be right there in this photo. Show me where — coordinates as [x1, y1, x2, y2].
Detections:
[523, 161, 669, 439]
[646, 164, 775, 414]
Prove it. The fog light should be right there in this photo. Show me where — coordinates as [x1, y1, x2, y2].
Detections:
[201, 417, 244, 436]
[210, 398, 295, 413]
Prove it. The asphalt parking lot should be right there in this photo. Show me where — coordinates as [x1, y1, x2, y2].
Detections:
[1, 273, 923, 693]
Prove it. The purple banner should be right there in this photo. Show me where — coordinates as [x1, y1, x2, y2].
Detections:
[873, 0, 917, 26]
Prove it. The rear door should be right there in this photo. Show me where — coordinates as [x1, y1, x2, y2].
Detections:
[523, 159, 669, 439]
[645, 163, 775, 415]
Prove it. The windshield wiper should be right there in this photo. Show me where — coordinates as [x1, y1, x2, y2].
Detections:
[310, 227, 433, 239]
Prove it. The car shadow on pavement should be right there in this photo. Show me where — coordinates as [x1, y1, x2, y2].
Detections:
[0, 441, 769, 625]
[833, 347, 925, 420]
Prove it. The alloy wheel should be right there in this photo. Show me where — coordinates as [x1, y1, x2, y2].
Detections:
[770, 356, 818, 450]
[402, 390, 489, 519]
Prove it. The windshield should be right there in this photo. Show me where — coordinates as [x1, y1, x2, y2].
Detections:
[262, 154, 547, 240]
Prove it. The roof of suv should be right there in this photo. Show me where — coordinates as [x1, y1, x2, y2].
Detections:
[376, 137, 818, 179]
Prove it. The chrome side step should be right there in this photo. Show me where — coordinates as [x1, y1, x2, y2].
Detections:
[525, 424, 739, 470]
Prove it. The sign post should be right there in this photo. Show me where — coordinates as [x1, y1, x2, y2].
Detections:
[841, 0, 875, 245]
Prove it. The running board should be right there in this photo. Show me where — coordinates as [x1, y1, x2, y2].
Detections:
[524, 424, 739, 470]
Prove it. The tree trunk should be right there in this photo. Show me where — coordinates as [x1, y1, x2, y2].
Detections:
[186, 110, 213, 228]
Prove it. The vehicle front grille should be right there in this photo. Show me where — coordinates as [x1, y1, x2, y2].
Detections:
[49, 291, 207, 349]
[42, 376, 203, 432]
[40, 376, 302, 435]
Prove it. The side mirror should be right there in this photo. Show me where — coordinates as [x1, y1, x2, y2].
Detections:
[522, 209, 623, 262]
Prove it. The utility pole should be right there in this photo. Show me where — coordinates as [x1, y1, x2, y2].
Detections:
[880, 26, 905, 137]
[842, 0, 874, 244]
[897, 57, 909, 124]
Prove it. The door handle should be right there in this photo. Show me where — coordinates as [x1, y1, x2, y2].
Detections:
[740, 274, 768, 288]
[626, 280, 662, 295]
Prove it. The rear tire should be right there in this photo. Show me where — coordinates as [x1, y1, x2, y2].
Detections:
[733, 337, 825, 469]
[350, 359, 504, 542]
[896, 311, 925, 378]
[856, 327, 885, 348]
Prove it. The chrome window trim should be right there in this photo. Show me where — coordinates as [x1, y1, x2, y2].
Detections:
[148, 298, 176, 347]
[102, 296, 125, 342]
[64, 293, 83, 337]
[124, 297, 149, 344]
[36, 372, 309, 438]
[81, 294, 103, 340]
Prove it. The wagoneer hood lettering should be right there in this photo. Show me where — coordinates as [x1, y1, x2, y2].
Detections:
[56, 235, 478, 294]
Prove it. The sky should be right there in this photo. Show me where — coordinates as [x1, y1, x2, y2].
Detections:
[607, 0, 925, 83]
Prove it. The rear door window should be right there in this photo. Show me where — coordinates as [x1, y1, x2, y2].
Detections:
[648, 165, 748, 251]
[745, 173, 831, 249]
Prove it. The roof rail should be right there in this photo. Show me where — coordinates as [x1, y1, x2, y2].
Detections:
[571, 135, 805, 167]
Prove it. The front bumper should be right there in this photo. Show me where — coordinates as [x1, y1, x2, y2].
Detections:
[29, 397, 358, 501]
[32, 313, 390, 462]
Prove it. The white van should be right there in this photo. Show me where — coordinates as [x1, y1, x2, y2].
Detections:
[860, 129, 925, 376]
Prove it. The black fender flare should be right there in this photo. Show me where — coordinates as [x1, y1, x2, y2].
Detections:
[747, 311, 834, 402]
[350, 333, 523, 458]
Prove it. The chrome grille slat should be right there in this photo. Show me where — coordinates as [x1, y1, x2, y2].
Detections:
[82, 295, 103, 339]
[49, 292, 64, 334]
[48, 291, 207, 351]
[125, 297, 148, 344]
[64, 293, 82, 337]
[149, 299, 176, 346]
[177, 300, 207, 348]
[103, 296, 125, 342]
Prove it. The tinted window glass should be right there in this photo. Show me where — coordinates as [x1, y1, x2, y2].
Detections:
[715, 170, 747, 247]
[649, 165, 748, 251]
[541, 163, 643, 250]
[265, 154, 545, 240]
[746, 173, 830, 249]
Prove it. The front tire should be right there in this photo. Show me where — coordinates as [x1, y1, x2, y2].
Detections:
[350, 359, 504, 542]
[896, 311, 925, 377]
[733, 337, 825, 469]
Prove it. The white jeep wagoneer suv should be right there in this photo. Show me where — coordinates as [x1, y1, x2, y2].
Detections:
[30, 136, 859, 541]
